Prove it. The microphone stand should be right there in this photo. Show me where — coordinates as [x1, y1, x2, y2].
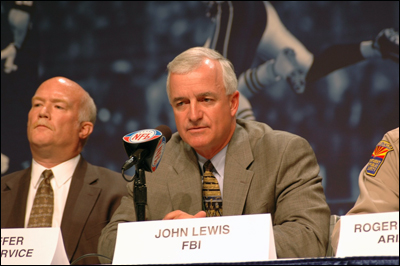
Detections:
[132, 149, 148, 222]
[133, 165, 146, 221]
[121, 148, 148, 221]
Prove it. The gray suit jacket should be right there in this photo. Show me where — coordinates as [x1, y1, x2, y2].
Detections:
[1, 156, 128, 265]
[98, 120, 330, 259]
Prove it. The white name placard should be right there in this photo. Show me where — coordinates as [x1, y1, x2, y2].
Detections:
[336, 211, 399, 257]
[1, 227, 69, 265]
[113, 213, 276, 265]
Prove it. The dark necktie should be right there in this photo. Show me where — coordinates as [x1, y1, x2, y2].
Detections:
[202, 160, 222, 216]
[27, 169, 54, 227]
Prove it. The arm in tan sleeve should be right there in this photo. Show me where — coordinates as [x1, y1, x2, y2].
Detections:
[273, 135, 331, 258]
[331, 128, 399, 254]
[98, 182, 137, 263]
[348, 128, 399, 215]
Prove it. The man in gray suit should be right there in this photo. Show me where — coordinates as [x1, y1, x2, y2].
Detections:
[1, 77, 128, 264]
[98, 47, 330, 259]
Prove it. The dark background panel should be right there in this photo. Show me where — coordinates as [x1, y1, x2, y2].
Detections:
[1, 1, 399, 215]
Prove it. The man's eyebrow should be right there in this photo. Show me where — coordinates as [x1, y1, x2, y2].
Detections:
[32, 96, 69, 104]
[172, 92, 217, 103]
[32, 96, 44, 102]
[172, 96, 185, 103]
[197, 92, 221, 100]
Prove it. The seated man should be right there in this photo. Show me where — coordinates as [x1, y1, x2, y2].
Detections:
[98, 47, 330, 260]
[1, 77, 128, 265]
[331, 127, 399, 254]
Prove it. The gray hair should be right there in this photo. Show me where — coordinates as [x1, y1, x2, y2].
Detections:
[166, 47, 237, 102]
[79, 91, 97, 125]
[78, 90, 96, 147]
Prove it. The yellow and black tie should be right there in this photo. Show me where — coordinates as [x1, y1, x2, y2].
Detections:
[202, 160, 222, 217]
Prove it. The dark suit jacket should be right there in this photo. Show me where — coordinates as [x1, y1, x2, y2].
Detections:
[1, 156, 128, 264]
[99, 119, 331, 260]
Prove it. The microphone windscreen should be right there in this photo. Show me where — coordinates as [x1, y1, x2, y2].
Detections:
[156, 125, 172, 142]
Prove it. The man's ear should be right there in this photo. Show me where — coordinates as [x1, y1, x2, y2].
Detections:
[230, 91, 240, 117]
[79, 122, 94, 140]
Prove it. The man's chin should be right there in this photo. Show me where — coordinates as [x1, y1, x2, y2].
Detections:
[29, 136, 54, 148]
[185, 138, 209, 151]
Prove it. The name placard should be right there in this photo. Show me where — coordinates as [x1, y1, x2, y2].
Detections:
[1, 227, 69, 265]
[113, 213, 276, 265]
[336, 211, 399, 257]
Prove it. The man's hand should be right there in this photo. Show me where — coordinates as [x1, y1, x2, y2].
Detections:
[163, 210, 206, 220]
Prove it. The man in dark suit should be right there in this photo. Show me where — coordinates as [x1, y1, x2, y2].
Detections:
[98, 47, 330, 260]
[1, 76, 128, 264]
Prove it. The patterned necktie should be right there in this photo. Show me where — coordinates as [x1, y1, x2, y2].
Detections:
[202, 160, 222, 216]
[28, 169, 54, 227]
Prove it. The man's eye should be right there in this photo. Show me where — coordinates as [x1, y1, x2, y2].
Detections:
[55, 105, 64, 109]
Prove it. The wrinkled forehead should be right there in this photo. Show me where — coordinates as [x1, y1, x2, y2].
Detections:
[33, 78, 85, 104]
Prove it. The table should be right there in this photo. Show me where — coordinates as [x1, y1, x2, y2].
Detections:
[187, 256, 399, 265]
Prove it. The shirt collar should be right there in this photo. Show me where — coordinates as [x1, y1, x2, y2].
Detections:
[197, 144, 228, 176]
[31, 154, 81, 189]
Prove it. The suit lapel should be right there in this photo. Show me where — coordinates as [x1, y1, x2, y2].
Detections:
[167, 142, 203, 214]
[223, 125, 254, 216]
[61, 157, 101, 261]
[165, 124, 254, 216]
[2, 168, 31, 228]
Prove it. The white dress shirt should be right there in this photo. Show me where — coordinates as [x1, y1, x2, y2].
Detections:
[197, 145, 228, 198]
[24, 154, 80, 227]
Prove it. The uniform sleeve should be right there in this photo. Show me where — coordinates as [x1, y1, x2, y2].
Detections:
[331, 128, 399, 254]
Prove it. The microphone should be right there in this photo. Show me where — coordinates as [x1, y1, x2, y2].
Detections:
[121, 125, 172, 221]
[121, 125, 172, 172]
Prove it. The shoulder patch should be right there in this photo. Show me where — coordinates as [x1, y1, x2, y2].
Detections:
[365, 140, 394, 177]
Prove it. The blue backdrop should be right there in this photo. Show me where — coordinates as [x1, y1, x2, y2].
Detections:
[1, 1, 399, 215]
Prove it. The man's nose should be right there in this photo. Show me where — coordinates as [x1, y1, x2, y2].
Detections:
[188, 102, 203, 122]
[38, 105, 50, 118]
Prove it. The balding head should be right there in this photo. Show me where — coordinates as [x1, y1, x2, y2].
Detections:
[27, 76, 96, 167]
[44, 77, 97, 124]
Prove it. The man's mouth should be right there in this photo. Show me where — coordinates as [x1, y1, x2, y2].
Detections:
[188, 126, 207, 132]
[34, 124, 52, 130]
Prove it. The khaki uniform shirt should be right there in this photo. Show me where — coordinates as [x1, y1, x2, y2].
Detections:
[331, 127, 399, 254]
